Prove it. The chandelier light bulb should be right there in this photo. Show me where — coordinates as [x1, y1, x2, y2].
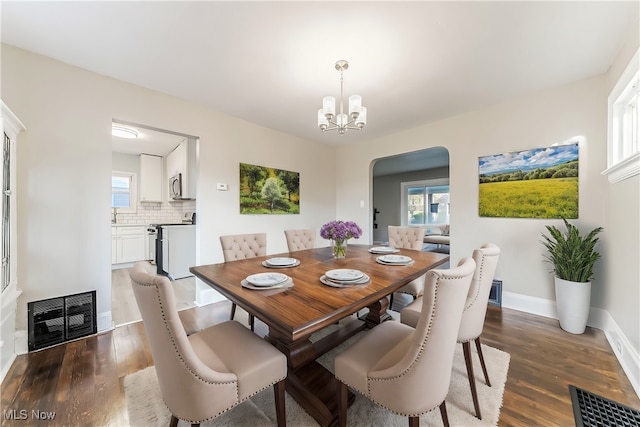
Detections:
[317, 60, 366, 135]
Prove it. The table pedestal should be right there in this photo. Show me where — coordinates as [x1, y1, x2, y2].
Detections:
[266, 298, 391, 427]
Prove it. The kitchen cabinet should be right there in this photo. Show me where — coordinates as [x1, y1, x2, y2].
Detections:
[166, 138, 196, 200]
[112, 226, 148, 264]
[140, 154, 163, 202]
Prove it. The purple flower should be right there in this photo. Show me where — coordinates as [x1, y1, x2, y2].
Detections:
[320, 220, 362, 241]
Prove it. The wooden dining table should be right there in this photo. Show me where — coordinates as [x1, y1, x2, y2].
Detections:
[190, 244, 449, 427]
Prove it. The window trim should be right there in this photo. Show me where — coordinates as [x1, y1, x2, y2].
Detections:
[604, 48, 640, 183]
[111, 170, 137, 213]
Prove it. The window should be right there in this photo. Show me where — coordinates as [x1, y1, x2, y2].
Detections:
[605, 48, 640, 183]
[111, 171, 137, 213]
[401, 179, 450, 226]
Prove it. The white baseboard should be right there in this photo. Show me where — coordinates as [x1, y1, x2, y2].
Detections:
[590, 308, 640, 399]
[503, 291, 640, 399]
[195, 288, 226, 307]
[502, 291, 558, 319]
[97, 311, 113, 332]
[15, 329, 27, 355]
[0, 352, 16, 384]
[194, 278, 226, 307]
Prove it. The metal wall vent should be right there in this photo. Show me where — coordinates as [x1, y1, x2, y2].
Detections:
[28, 291, 97, 351]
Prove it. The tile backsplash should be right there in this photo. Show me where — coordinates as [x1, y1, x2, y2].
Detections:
[113, 200, 196, 225]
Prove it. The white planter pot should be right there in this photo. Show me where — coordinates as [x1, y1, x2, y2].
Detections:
[555, 277, 591, 334]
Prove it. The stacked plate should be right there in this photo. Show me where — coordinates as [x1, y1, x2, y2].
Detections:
[320, 269, 370, 288]
[242, 272, 293, 290]
[262, 257, 300, 268]
[368, 246, 400, 254]
[376, 254, 414, 266]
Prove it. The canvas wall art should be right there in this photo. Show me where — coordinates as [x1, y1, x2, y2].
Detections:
[239, 163, 300, 214]
[478, 143, 579, 219]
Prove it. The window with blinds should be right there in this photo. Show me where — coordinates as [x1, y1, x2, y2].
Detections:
[111, 171, 137, 213]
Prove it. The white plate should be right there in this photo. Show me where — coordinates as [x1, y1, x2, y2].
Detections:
[377, 255, 413, 264]
[245, 272, 288, 287]
[266, 257, 298, 266]
[242, 279, 294, 290]
[262, 260, 300, 268]
[325, 269, 364, 282]
[369, 246, 399, 254]
[320, 274, 370, 287]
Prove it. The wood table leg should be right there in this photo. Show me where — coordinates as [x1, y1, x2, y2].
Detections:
[286, 361, 355, 427]
[266, 321, 364, 427]
[363, 297, 392, 328]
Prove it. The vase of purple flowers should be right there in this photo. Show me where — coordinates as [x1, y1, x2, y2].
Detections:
[320, 220, 363, 259]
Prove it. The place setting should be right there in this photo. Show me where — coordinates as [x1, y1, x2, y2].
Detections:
[368, 246, 400, 254]
[241, 272, 294, 290]
[320, 268, 370, 288]
[262, 257, 300, 268]
[375, 254, 415, 266]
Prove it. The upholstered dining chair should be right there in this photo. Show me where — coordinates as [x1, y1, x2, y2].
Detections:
[401, 243, 500, 420]
[129, 261, 287, 427]
[284, 229, 315, 252]
[334, 257, 476, 427]
[219, 233, 267, 331]
[387, 225, 427, 309]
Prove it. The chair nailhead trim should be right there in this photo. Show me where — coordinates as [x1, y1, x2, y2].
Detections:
[134, 276, 285, 424]
[358, 275, 442, 416]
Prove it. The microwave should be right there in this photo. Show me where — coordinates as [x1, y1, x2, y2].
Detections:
[169, 173, 183, 199]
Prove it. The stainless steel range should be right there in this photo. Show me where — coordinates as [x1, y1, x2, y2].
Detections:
[148, 212, 195, 278]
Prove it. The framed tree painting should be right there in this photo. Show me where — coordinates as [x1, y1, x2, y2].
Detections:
[478, 143, 579, 219]
[239, 163, 300, 214]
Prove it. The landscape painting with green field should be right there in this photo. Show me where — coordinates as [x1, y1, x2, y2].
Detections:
[239, 163, 300, 214]
[478, 143, 579, 219]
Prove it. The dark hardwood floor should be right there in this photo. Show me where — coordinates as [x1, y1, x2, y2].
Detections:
[2, 303, 638, 426]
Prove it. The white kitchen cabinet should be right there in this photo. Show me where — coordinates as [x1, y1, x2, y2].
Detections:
[166, 141, 185, 178]
[166, 139, 196, 200]
[140, 154, 163, 202]
[112, 226, 148, 265]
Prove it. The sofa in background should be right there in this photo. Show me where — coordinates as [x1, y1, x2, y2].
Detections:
[422, 224, 450, 246]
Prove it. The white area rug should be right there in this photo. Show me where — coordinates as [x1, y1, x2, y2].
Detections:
[124, 331, 510, 427]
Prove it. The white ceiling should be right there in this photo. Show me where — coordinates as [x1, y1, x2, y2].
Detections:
[111, 121, 189, 157]
[3, 1, 638, 163]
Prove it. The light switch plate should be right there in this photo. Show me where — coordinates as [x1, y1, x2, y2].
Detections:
[216, 183, 228, 191]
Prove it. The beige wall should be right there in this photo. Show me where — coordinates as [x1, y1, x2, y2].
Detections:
[335, 73, 638, 356]
[602, 27, 640, 353]
[1, 45, 336, 331]
[2, 30, 638, 364]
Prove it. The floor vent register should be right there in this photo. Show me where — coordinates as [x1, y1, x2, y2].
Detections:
[570, 385, 640, 427]
[28, 291, 97, 351]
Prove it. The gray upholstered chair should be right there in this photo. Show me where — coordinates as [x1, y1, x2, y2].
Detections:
[401, 243, 500, 420]
[284, 229, 315, 252]
[129, 261, 287, 427]
[387, 225, 427, 309]
[219, 233, 267, 331]
[335, 257, 476, 427]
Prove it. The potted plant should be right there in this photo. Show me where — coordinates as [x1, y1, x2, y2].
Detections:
[541, 218, 603, 334]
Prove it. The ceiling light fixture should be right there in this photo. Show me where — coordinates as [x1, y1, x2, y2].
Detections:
[318, 60, 367, 135]
[112, 125, 138, 139]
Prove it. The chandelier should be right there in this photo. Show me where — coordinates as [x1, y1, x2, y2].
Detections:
[317, 60, 367, 135]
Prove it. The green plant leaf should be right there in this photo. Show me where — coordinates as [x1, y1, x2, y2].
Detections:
[540, 217, 602, 282]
